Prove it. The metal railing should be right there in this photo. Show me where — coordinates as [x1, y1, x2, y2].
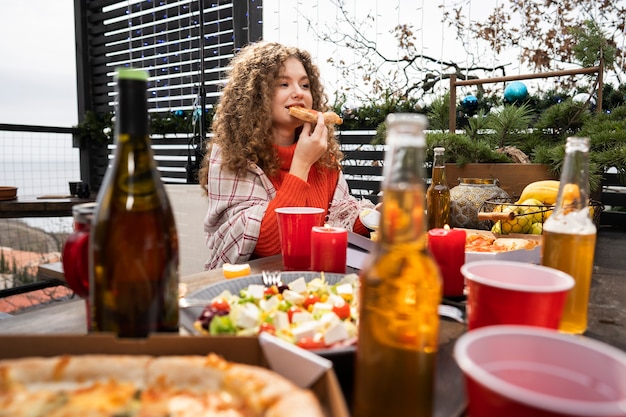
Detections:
[0, 124, 80, 310]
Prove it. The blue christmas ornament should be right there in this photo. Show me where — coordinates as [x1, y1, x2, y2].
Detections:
[504, 81, 528, 104]
[174, 109, 184, 117]
[460, 95, 478, 112]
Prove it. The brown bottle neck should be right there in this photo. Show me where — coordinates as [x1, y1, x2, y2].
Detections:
[431, 166, 447, 184]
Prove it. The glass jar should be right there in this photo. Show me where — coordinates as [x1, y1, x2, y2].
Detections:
[62, 202, 96, 297]
[449, 178, 509, 229]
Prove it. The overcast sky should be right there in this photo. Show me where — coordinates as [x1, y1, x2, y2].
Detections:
[0, 0, 77, 127]
[0, 0, 527, 128]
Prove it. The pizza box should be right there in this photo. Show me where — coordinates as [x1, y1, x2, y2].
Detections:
[462, 229, 542, 264]
[0, 333, 349, 417]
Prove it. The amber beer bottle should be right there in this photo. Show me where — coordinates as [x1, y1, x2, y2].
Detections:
[541, 136, 596, 335]
[426, 146, 450, 229]
[353, 114, 442, 417]
[90, 68, 179, 337]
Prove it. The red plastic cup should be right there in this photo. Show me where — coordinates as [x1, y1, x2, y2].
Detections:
[454, 325, 626, 417]
[461, 260, 574, 330]
[62, 202, 96, 297]
[275, 207, 325, 271]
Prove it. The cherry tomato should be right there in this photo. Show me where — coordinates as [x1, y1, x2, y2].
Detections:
[264, 286, 278, 297]
[296, 337, 327, 350]
[210, 298, 230, 313]
[332, 302, 351, 320]
[287, 306, 302, 323]
[303, 294, 320, 309]
[259, 322, 276, 335]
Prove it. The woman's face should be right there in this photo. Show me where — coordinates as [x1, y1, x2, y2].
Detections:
[271, 56, 313, 128]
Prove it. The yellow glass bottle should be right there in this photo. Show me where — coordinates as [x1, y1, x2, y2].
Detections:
[541, 136, 596, 335]
[426, 146, 451, 229]
[353, 113, 442, 417]
[90, 68, 179, 337]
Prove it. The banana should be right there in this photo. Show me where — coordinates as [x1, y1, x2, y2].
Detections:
[516, 180, 560, 205]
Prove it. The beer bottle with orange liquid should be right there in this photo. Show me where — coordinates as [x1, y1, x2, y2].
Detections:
[90, 68, 179, 337]
[426, 146, 450, 229]
[541, 136, 596, 334]
[353, 114, 442, 417]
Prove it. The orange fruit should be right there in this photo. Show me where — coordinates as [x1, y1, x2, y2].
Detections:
[222, 263, 251, 279]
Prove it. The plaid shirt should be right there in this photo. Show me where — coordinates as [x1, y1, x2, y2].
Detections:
[203, 144, 374, 269]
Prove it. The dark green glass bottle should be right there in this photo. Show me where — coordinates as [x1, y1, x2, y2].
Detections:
[90, 68, 179, 337]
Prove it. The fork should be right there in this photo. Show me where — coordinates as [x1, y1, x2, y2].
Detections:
[262, 270, 283, 287]
[438, 304, 466, 324]
[178, 297, 211, 308]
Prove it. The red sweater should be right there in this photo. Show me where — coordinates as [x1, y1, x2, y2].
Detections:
[254, 144, 368, 257]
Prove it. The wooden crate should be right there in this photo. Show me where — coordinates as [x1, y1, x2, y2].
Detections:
[445, 163, 557, 198]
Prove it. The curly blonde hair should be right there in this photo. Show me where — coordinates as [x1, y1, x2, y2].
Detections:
[199, 42, 343, 193]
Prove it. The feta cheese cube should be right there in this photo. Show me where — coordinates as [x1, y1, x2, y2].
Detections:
[288, 277, 307, 293]
[319, 312, 340, 326]
[282, 289, 305, 305]
[247, 284, 265, 300]
[335, 283, 353, 295]
[292, 321, 320, 340]
[235, 303, 260, 329]
[324, 321, 349, 345]
[271, 310, 290, 332]
[312, 302, 333, 316]
[291, 310, 314, 323]
[326, 294, 345, 307]
[260, 295, 279, 311]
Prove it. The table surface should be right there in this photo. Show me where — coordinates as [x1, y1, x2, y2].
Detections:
[2, 228, 626, 417]
[0, 195, 95, 218]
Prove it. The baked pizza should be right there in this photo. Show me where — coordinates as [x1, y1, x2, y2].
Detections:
[0, 354, 324, 417]
[465, 232, 539, 253]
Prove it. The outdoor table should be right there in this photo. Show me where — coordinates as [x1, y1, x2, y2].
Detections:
[0, 195, 95, 218]
[0, 254, 467, 417]
[1, 228, 625, 417]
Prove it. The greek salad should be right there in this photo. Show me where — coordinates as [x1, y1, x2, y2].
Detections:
[194, 274, 359, 350]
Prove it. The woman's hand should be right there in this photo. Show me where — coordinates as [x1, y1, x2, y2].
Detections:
[290, 112, 328, 181]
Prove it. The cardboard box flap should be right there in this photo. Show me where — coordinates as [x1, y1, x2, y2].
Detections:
[259, 332, 332, 388]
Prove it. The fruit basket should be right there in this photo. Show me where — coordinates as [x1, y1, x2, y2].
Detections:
[478, 197, 604, 235]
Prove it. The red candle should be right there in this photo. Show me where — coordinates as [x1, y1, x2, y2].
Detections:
[311, 225, 348, 273]
[428, 226, 466, 297]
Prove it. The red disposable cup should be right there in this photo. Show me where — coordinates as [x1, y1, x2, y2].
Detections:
[275, 207, 325, 271]
[454, 325, 626, 417]
[461, 260, 574, 330]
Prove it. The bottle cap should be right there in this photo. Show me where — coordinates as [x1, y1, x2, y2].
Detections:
[116, 68, 149, 82]
[385, 113, 427, 146]
[434, 147, 445, 153]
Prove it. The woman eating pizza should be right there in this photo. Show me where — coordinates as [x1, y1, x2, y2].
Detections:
[198, 41, 376, 269]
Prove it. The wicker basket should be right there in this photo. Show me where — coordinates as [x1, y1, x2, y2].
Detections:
[479, 198, 604, 234]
